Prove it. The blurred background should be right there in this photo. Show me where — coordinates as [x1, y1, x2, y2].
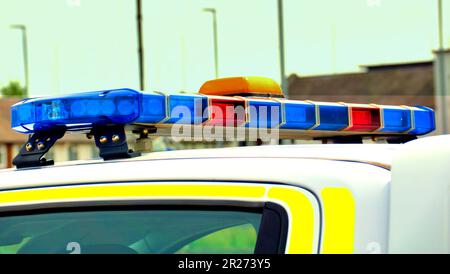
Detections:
[1, 0, 450, 168]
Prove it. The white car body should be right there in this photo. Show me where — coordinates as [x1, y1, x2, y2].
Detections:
[0, 135, 449, 254]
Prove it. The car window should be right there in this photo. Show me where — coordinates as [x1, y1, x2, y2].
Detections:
[176, 224, 258, 254]
[0, 208, 262, 254]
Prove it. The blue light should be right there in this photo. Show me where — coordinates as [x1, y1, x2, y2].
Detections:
[117, 99, 136, 116]
[100, 100, 116, 116]
[379, 107, 412, 133]
[281, 101, 316, 129]
[135, 93, 166, 123]
[11, 89, 141, 133]
[164, 94, 208, 124]
[409, 106, 435, 135]
[314, 103, 349, 131]
[247, 100, 282, 128]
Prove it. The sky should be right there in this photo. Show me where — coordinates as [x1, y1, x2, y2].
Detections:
[0, 0, 449, 96]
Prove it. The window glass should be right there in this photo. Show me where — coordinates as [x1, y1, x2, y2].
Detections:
[0, 208, 262, 254]
[176, 224, 258, 254]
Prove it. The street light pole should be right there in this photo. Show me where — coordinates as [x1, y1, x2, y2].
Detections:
[277, 0, 287, 97]
[136, 0, 145, 91]
[438, 0, 444, 50]
[203, 8, 219, 79]
[437, 0, 448, 134]
[10, 24, 29, 96]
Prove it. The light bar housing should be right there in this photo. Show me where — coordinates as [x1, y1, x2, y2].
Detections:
[11, 88, 435, 137]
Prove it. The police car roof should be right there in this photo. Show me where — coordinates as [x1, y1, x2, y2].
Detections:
[0, 143, 397, 190]
[138, 143, 396, 168]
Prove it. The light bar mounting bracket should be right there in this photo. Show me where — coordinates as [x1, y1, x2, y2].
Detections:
[13, 124, 141, 169]
[13, 126, 66, 169]
[91, 125, 141, 161]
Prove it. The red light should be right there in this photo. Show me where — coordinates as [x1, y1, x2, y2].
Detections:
[204, 97, 246, 126]
[347, 106, 381, 131]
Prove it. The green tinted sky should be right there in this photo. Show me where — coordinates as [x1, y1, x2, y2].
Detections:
[0, 0, 449, 96]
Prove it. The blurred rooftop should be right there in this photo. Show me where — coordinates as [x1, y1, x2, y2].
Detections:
[288, 60, 435, 108]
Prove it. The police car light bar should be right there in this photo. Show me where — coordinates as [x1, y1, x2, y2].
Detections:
[11, 89, 436, 135]
[10, 77, 435, 168]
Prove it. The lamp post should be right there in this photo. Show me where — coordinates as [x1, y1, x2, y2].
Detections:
[10, 24, 29, 96]
[136, 0, 145, 91]
[203, 8, 219, 79]
[277, 0, 287, 97]
[438, 0, 444, 50]
[436, 0, 448, 134]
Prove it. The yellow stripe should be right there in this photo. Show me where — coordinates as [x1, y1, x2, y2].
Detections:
[268, 187, 316, 254]
[321, 187, 356, 254]
[0, 184, 266, 204]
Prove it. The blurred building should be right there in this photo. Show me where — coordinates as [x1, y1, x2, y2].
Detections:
[288, 60, 434, 107]
[0, 98, 96, 168]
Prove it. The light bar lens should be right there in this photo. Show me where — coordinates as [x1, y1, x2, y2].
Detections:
[199, 76, 283, 97]
[165, 94, 208, 124]
[380, 107, 412, 132]
[247, 100, 282, 128]
[314, 103, 349, 131]
[12, 89, 140, 132]
[281, 101, 316, 129]
[410, 106, 435, 135]
[206, 97, 246, 126]
[135, 93, 166, 123]
[347, 106, 381, 132]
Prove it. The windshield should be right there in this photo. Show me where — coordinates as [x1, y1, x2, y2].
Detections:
[0, 208, 262, 254]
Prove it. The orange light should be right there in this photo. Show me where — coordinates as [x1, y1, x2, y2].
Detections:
[199, 76, 284, 97]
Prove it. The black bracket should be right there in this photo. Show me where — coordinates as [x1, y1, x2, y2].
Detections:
[13, 124, 141, 169]
[315, 135, 364, 144]
[13, 127, 66, 169]
[315, 134, 418, 144]
[91, 125, 141, 161]
[385, 135, 417, 144]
